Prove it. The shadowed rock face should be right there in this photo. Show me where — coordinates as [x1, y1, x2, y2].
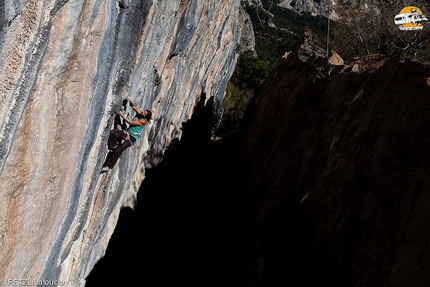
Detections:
[85, 95, 241, 287]
[233, 29, 430, 286]
[0, 0, 246, 285]
[84, 28, 430, 287]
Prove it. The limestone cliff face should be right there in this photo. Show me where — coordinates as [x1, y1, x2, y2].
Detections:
[0, 0, 243, 285]
[233, 29, 430, 286]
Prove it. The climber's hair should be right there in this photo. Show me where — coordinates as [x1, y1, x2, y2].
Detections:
[145, 110, 152, 121]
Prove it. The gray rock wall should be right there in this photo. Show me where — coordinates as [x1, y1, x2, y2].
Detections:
[0, 0, 244, 285]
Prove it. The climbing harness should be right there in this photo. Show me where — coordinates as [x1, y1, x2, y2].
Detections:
[122, 131, 136, 145]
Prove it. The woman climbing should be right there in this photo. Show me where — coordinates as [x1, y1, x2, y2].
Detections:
[101, 98, 152, 173]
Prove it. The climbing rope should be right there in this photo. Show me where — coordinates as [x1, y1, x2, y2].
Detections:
[326, 0, 331, 59]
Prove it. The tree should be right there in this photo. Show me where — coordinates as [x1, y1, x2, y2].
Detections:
[231, 50, 270, 92]
[331, 0, 430, 62]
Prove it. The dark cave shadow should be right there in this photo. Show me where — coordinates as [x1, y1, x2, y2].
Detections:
[85, 95, 241, 287]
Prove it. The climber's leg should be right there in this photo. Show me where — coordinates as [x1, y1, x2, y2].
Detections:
[108, 130, 126, 151]
[103, 139, 132, 170]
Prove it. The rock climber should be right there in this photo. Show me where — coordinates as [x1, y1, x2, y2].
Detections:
[101, 98, 152, 173]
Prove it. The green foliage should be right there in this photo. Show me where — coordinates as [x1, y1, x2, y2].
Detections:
[331, 0, 430, 62]
[217, 51, 268, 138]
[218, 1, 331, 138]
[243, 2, 327, 70]
[217, 82, 254, 139]
[231, 51, 270, 92]
[218, 0, 430, 139]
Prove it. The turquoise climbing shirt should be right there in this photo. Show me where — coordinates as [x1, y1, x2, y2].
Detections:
[127, 116, 145, 140]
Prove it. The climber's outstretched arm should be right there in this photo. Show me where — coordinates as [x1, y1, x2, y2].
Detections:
[118, 111, 146, 126]
[128, 97, 142, 114]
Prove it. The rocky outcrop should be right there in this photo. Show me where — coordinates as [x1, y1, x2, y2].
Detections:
[237, 3, 256, 55]
[278, 0, 334, 17]
[328, 50, 344, 66]
[0, 0, 243, 285]
[233, 29, 430, 286]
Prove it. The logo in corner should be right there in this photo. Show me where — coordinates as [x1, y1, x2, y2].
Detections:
[394, 6, 428, 30]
